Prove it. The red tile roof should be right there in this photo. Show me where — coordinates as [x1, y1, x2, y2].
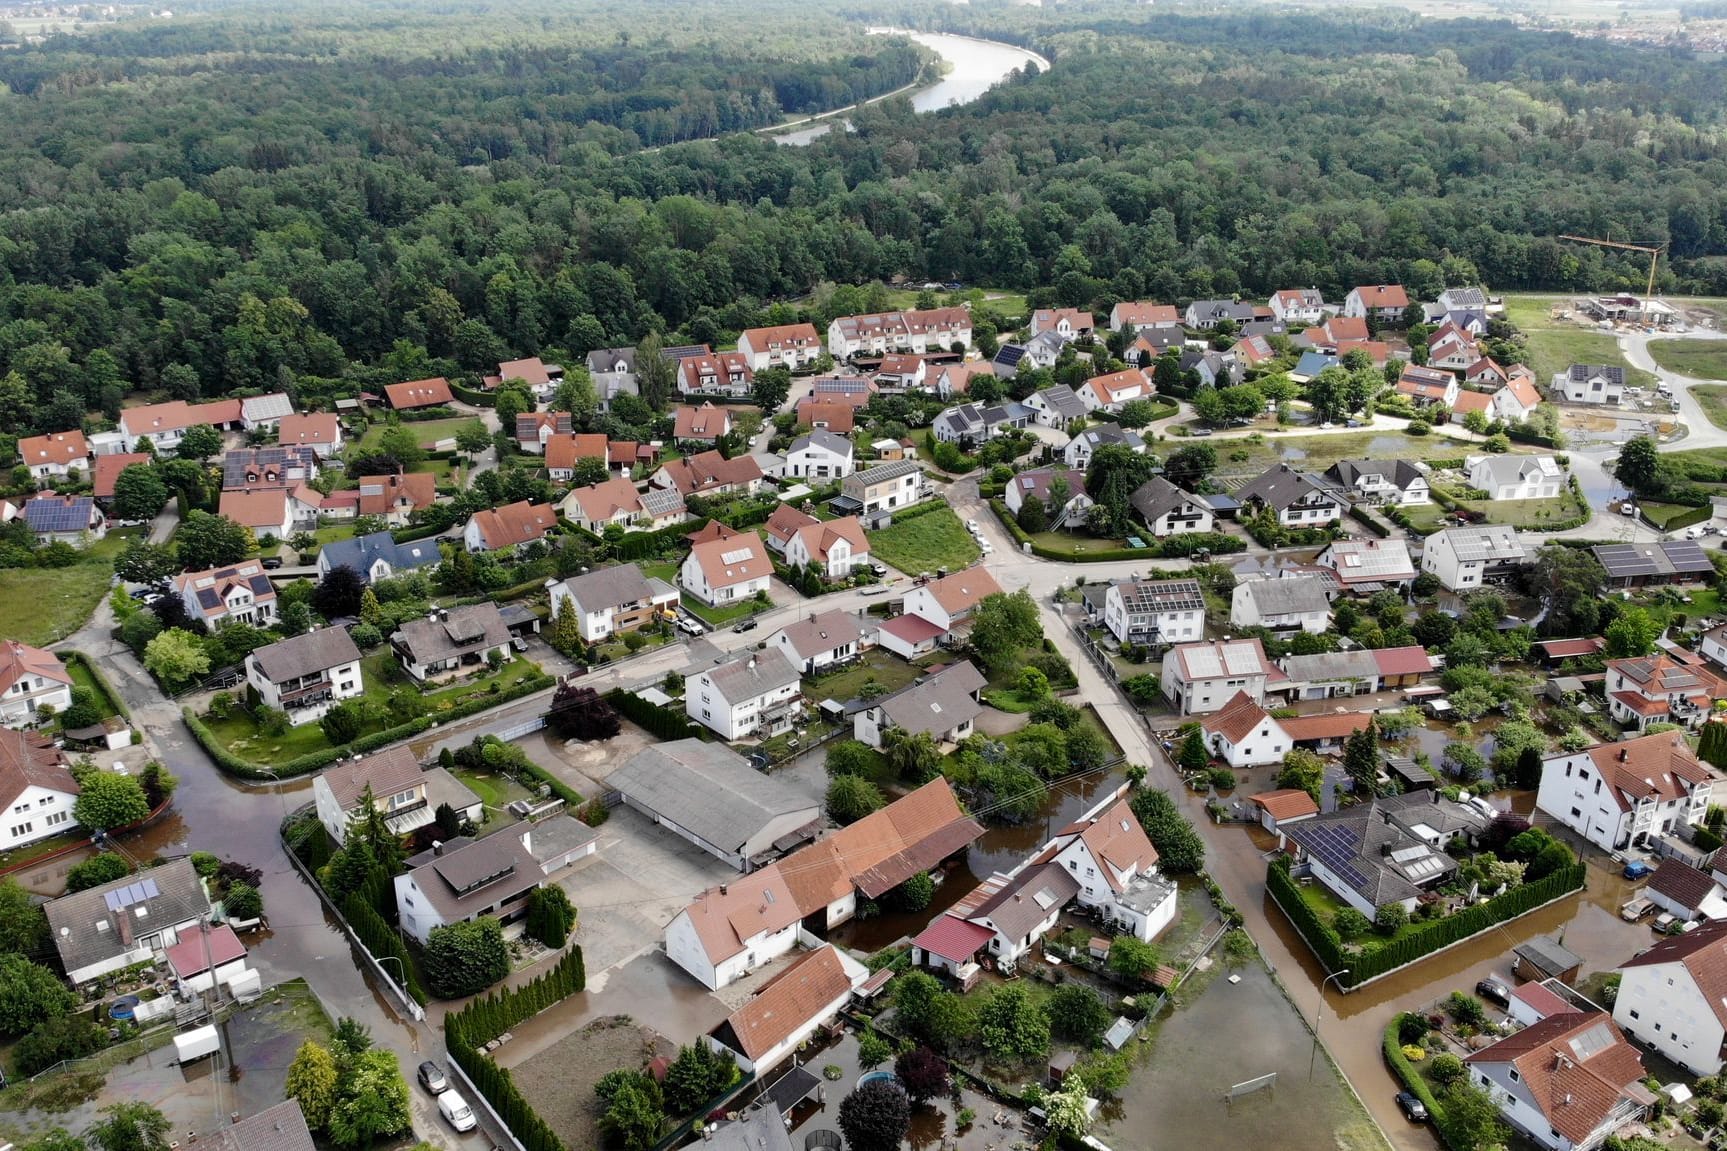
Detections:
[0, 726, 76, 811]
[1249, 789, 1320, 822]
[1464, 1012, 1648, 1146]
[1508, 980, 1579, 1021]
[1278, 711, 1373, 742]
[721, 946, 854, 1061]
[278, 413, 340, 447]
[1537, 637, 1606, 659]
[912, 916, 995, 964]
[1372, 645, 1435, 677]
[1584, 730, 1716, 811]
[165, 924, 247, 978]
[796, 400, 855, 433]
[19, 430, 87, 469]
[92, 453, 152, 499]
[1201, 691, 1275, 744]
[1621, 919, 1727, 1031]
[384, 378, 453, 409]
[467, 500, 557, 550]
[1351, 285, 1409, 309]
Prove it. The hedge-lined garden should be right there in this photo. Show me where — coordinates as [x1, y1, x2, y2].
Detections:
[987, 498, 1244, 561]
[1267, 857, 1586, 988]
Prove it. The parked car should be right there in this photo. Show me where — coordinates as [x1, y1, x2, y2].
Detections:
[1623, 859, 1654, 880]
[418, 1061, 449, 1094]
[1395, 1092, 1429, 1123]
[869, 562, 889, 577]
[510, 636, 528, 653]
[1475, 978, 1511, 1007]
[677, 616, 704, 636]
[1654, 911, 1679, 933]
[1621, 503, 1637, 517]
[138, 591, 163, 606]
[1621, 897, 1655, 922]
[438, 1090, 477, 1133]
[734, 617, 758, 633]
[1191, 427, 1213, 436]
[261, 556, 283, 570]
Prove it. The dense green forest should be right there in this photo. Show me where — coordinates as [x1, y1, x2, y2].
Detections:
[0, 0, 1725, 444]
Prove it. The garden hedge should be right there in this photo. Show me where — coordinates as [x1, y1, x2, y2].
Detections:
[987, 499, 1244, 562]
[185, 669, 554, 780]
[607, 688, 704, 741]
[342, 891, 428, 1005]
[1267, 857, 1586, 988]
[1382, 1020, 1479, 1151]
[61, 651, 130, 720]
[1348, 505, 1391, 538]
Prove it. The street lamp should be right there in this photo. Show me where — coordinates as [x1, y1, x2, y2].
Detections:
[1309, 968, 1352, 1080]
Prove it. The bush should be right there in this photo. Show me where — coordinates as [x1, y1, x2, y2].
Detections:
[66, 852, 131, 892]
[1333, 907, 1371, 940]
[224, 883, 263, 921]
[15, 1014, 105, 1075]
[857, 1028, 894, 1068]
[424, 918, 511, 999]
[1429, 1052, 1466, 1086]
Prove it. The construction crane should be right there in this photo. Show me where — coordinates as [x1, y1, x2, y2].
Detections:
[1557, 234, 1666, 316]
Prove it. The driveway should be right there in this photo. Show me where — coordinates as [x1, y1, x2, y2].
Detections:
[1623, 328, 1727, 450]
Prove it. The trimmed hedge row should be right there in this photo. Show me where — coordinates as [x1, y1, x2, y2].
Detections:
[1348, 505, 1391, 538]
[1382, 1021, 1466, 1150]
[885, 496, 951, 525]
[1648, 503, 1713, 533]
[1268, 857, 1587, 988]
[447, 948, 586, 1151]
[185, 669, 555, 780]
[343, 891, 428, 1005]
[988, 498, 1244, 562]
[62, 650, 130, 721]
[607, 688, 704, 740]
[450, 382, 496, 408]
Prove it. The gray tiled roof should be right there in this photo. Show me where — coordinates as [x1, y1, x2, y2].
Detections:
[391, 603, 509, 665]
[558, 564, 656, 617]
[969, 863, 1080, 940]
[1239, 577, 1330, 617]
[1129, 475, 1202, 523]
[209, 1101, 316, 1151]
[1031, 385, 1087, 420]
[703, 647, 802, 705]
[319, 531, 441, 578]
[790, 429, 854, 458]
[607, 740, 817, 855]
[46, 857, 208, 976]
[247, 628, 361, 684]
[877, 660, 986, 737]
[1280, 649, 1381, 684]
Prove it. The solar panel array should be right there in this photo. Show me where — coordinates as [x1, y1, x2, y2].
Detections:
[1121, 578, 1206, 614]
[1445, 526, 1525, 563]
[1294, 821, 1368, 890]
[103, 877, 159, 912]
[26, 497, 95, 533]
[1594, 540, 1714, 579]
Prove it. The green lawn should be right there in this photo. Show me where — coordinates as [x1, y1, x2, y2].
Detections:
[1211, 430, 1476, 481]
[804, 649, 933, 704]
[1648, 339, 1727, 380]
[682, 592, 766, 627]
[1636, 588, 1722, 631]
[1638, 501, 1702, 530]
[1495, 298, 1656, 390]
[0, 528, 142, 645]
[1023, 529, 1133, 555]
[1458, 490, 1590, 529]
[63, 654, 122, 719]
[1694, 386, 1727, 431]
[867, 506, 980, 574]
[354, 417, 478, 452]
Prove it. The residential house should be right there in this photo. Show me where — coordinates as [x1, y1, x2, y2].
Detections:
[709, 946, 869, 1075]
[1644, 859, 1727, 924]
[737, 324, 823, 371]
[1161, 638, 1282, 715]
[685, 648, 804, 740]
[1274, 649, 1383, 701]
[1235, 463, 1347, 527]
[1558, 364, 1626, 405]
[1449, 389, 1496, 427]
[244, 629, 364, 727]
[1076, 368, 1152, 413]
[1494, 371, 1543, 423]
[1464, 1012, 1650, 1151]
[549, 564, 679, 644]
[1396, 364, 1461, 408]
[681, 530, 772, 607]
[383, 378, 454, 411]
[1703, 625, 1727, 674]
[1200, 692, 1292, 768]
[1469, 454, 1566, 501]
[1006, 467, 1091, 526]
[1604, 652, 1727, 731]
[1316, 538, 1417, 592]
[1536, 732, 1717, 853]
[1464, 356, 1511, 388]
[1435, 287, 1490, 329]
[875, 614, 946, 662]
[1042, 796, 1178, 940]
[807, 377, 876, 409]
[221, 446, 319, 493]
[174, 561, 278, 628]
[462, 500, 558, 553]
[514, 412, 573, 453]
[1285, 791, 1486, 920]
[609, 739, 820, 871]
[311, 745, 481, 845]
[487, 356, 563, 400]
[827, 308, 971, 358]
[1325, 459, 1430, 506]
[1615, 919, 1727, 1074]
[677, 351, 754, 397]
[1023, 385, 1087, 428]
[116, 399, 240, 453]
[834, 459, 926, 526]
[1342, 285, 1410, 323]
[1030, 308, 1094, 342]
[1179, 348, 1236, 388]
[961, 864, 1082, 968]
[1184, 299, 1256, 329]
[769, 610, 868, 675]
[1421, 525, 1530, 592]
[762, 503, 818, 555]
[390, 603, 513, 684]
[1064, 423, 1147, 471]
[665, 778, 983, 988]
[932, 401, 1031, 445]
[1124, 328, 1185, 366]
[18, 430, 88, 480]
[935, 361, 998, 399]
[1230, 576, 1331, 633]
[783, 516, 870, 579]
[45, 857, 209, 986]
[276, 413, 343, 457]
[217, 489, 296, 541]
[562, 478, 686, 533]
[899, 567, 1002, 635]
[1593, 540, 1717, 589]
[23, 493, 105, 545]
[795, 399, 856, 434]
[1268, 289, 1329, 326]
[654, 451, 764, 500]
[91, 453, 152, 507]
[0, 640, 73, 728]
[166, 921, 252, 995]
[854, 659, 986, 749]
[1128, 475, 1214, 537]
[871, 438, 914, 462]
[784, 430, 854, 480]
[317, 531, 440, 585]
[1100, 577, 1207, 647]
[357, 472, 437, 526]
[874, 354, 928, 392]
[672, 402, 734, 445]
[394, 816, 597, 944]
[1301, 315, 1370, 352]
[587, 348, 638, 410]
[0, 728, 78, 848]
[209, 1101, 315, 1151]
[1110, 301, 1182, 332]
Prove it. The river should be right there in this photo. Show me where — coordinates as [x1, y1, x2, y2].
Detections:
[772, 32, 1047, 146]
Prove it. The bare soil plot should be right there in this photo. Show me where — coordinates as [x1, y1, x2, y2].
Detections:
[509, 1017, 673, 1151]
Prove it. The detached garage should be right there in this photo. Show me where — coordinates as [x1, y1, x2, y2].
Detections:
[607, 739, 822, 873]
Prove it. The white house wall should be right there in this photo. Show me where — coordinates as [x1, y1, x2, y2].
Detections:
[1615, 961, 1726, 1075]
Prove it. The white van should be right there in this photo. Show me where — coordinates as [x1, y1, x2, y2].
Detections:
[438, 1090, 478, 1133]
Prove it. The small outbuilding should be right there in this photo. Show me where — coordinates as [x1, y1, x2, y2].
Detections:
[1512, 934, 1583, 985]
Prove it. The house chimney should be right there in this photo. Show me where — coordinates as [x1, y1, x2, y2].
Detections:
[1620, 748, 1629, 761]
[432, 840, 443, 856]
[719, 884, 729, 896]
[116, 909, 133, 948]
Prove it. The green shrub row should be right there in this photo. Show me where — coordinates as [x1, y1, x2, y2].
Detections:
[1382, 1021, 1462, 1148]
[342, 891, 428, 1005]
[1648, 503, 1713, 533]
[606, 688, 704, 740]
[613, 516, 713, 560]
[987, 499, 1243, 562]
[61, 651, 130, 720]
[1267, 858, 1587, 988]
[449, 382, 496, 408]
[1348, 505, 1391, 539]
[184, 670, 554, 780]
[886, 497, 952, 525]
[516, 755, 583, 809]
[445, 949, 586, 1151]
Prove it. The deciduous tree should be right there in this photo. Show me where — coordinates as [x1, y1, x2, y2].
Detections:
[72, 771, 150, 832]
